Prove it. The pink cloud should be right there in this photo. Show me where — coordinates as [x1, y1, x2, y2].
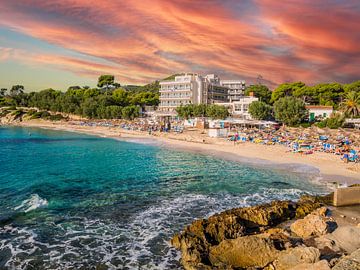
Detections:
[0, 0, 359, 87]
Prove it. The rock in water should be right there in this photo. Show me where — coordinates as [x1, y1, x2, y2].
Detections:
[171, 198, 324, 270]
[209, 235, 281, 268]
[332, 248, 360, 270]
[272, 246, 321, 270]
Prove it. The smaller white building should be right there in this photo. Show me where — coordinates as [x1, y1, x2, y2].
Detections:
[216, 96, 259, 120]
[305, 105, 333, 121]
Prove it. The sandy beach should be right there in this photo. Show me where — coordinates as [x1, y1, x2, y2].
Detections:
[9, 119, 360, 185]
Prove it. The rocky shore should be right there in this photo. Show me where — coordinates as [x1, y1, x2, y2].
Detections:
[171, 195, 360, 270]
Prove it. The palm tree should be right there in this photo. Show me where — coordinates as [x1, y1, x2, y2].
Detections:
[340, 91, 360, 117]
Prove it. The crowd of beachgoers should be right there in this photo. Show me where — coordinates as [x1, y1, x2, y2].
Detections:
[69, 119, 185, 134]
[68, 118, 360, 164]
[229, 126, 359, 163]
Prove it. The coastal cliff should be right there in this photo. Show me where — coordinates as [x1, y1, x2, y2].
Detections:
[171, 195, 360, 270]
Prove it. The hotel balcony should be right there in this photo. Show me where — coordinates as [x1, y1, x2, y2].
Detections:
[160, 95, 192, 99]
[159, 88, 191, 93]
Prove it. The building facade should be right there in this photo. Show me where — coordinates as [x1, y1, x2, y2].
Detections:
[305, 105, 333, 121]
[216, 96, 259, 119]
[158, 73, 246, 114]
[158, 74, 205, 113]
[220, 80, 246, 102]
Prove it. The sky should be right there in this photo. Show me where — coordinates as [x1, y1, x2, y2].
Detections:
[0, 0, 359, 91]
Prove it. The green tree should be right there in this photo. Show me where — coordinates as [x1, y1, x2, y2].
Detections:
[340, 91, 360, 118]
[0, 88, 7, 97]
[206, 104, 229, 119]
[310, 83, 344, 107]
[192, 103, 207, 117]
[245, 85, 272, 104]
[271, 82, 305, 103]
[112, 88, 129, 106]
[81, 98, 98, 118]
[131, 92, 159, 107]
[344, 81, 360, 94]
[121, 105, 139, 120]
[10, 85, 25, 97]
[274, 97, 307, 126]
[176, 104, 194, 119]
[83, 88, 101, 98]
[67, 86, 81, 91]
[248, 101, 273, 120]
[97, 75, 115, 90]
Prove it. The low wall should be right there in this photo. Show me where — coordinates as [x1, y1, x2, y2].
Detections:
[333, 186, 360, 207]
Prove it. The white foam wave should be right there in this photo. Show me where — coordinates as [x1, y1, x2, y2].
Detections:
[2, 188, 316, 269]
[14, 194, 48, 213]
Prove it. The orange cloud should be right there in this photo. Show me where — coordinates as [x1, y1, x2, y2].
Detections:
[0, 0, 359, 87]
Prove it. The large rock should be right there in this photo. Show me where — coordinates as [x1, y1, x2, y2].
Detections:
[171, 198, 323, 270]
[296, 196, 323, 218]
[314, 226, 360, 255]
[289, 260, 330, 270]
[209, 235, 281, 268]
[290, 208, 330, 238]
[332, 248, 360, 270]
[272, 246, 320, 270]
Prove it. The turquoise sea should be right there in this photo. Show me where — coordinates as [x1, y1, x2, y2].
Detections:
[0, 126, 327, 269]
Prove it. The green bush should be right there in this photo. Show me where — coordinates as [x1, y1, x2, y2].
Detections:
[31, 111, 51, 119]
[27, 109, 37, 115]
[316, 113, 344, 129]
[12, 109, 25, 118]
[48, 114, 65, 121]
[299, 122, 312, 128]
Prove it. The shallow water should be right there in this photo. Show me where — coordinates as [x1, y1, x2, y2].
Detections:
[0, 126, 327, 269]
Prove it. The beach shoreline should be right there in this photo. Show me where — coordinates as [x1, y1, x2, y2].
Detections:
[6, 119, 360, 185]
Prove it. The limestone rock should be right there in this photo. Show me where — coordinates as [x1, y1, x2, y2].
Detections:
[332, 248, 360, 270]
[172, 198, 323, 270]
[209, 235, 281, 268]
[322, 226, 360, 254]
[272, 246, 320, 270]
[295, 195, 325, 218]
[290, 212, 330, 238]
[311, 206, 327, 217]
[288, 259, 330, 270]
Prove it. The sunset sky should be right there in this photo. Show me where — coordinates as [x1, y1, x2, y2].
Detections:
[0, 0, 359, 91]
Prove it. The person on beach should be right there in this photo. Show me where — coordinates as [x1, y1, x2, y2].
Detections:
[342, 152, 349, 163]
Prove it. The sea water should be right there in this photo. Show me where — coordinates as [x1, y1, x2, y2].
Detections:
[0, 126, 327, 269]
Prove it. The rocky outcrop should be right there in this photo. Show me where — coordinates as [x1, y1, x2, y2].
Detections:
[171, 197, 324, 270]
[209, 235, 282, 268]
[290, 207, 331, 238]
[271, 246, 320, 270]
[332, 248, 360, 270]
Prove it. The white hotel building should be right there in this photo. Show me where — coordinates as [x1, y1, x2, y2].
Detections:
[158, 73, 256, 119]
[158, 73, 228, 113]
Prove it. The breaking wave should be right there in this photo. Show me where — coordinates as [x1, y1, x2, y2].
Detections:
[1, 188, 315, 269]
[14, 194, 48, 213]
